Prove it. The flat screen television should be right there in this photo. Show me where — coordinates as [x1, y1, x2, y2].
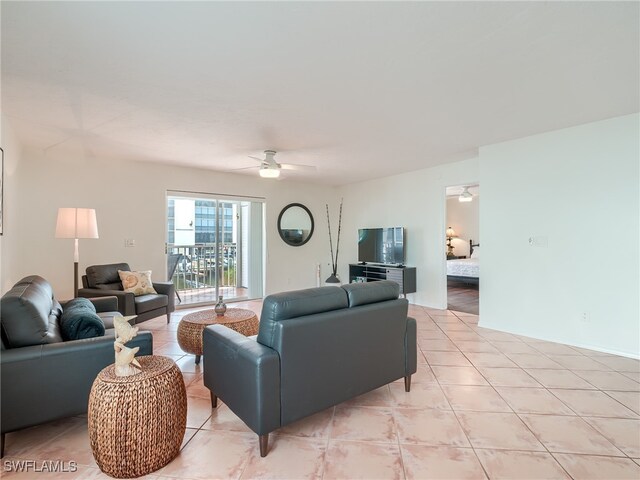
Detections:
[358, 227, 405, 265]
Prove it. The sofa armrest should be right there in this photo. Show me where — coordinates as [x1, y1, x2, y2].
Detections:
[203, 325, 280, 435]
[153, 281, 175, 313]
[405, 316, 417, 376]
[1, 331, 153, 434]
[78, 288, 135, 315]
[61, 296, 119, 313]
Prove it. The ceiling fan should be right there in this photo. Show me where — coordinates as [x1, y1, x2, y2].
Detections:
[242, 150, 317, 179]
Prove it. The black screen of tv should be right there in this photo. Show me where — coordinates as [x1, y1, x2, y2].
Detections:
[358, 227, 405, 265]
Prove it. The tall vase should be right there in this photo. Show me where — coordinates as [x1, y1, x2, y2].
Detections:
[214, 295, 227, 316]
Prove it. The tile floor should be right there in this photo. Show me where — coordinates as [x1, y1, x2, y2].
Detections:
[3, 302, 640, 479]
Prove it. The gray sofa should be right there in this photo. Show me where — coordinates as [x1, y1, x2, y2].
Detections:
[79, 263, 175, 323]
[203, 280, 417, 457]
[0, 275, 153, 458]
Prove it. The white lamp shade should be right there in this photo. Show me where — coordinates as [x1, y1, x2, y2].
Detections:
[55, 208, 99, 239]
[259, 167, 280, 178]
[446, 227, 457, 238]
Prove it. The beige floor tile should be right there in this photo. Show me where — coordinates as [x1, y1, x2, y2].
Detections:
[202, 403, 253, 433]
[477, 367, 542, 388]
[401, 445, 487, 479]
[524, 368, 596, 390]
[330, 406, 397, 443]
[574, 370, 640, 391]
[418, 338, 459, 352]
[583, 417, 640, 457]
[239, 436, 326, 479]
[606, 391, 640, 415]
[155, 341, 188, 356]
[506, 353, 564, 369]
[155, 429, 254, 479]
[185, 379, 211, 399]
[394, 408, 470, 447]
[495, 387, 576, 415]
[456, 411, 545, 451]
[409, 364, 439, 384]
[530, 343, 582, 356]
[475, 330, 520, 342]
[277, 407, 334, 439]
[475, 449, 570, 479]
[445, 331, 484, 342]
[621, 371, 640, 383]
[519, 414, 623, 456]
[453, 340, 499, 353]
[181, 372, 202, 387]
[464, 352, 517, 368]
[442, 385, 512, 412]
[431, 365, 489, 386]
[323, 441, 403, 480]
[488, 341, 540, 355]
[423, 350, 472, 367]
[550, 389, 638, 418]
[592, 356, 640, 373]
[174, 354, 204, 374]
[546, 355, 612, 371]
[186, 395, 213, 429]
[553, 453, 640, 479]
[0, 463, 109, 479]
[389, 382, 451, 409]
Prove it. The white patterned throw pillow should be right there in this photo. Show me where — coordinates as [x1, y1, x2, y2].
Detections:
[118, 270, 157, 296]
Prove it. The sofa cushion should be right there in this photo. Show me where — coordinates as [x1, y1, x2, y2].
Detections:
[257, 286, 348, 347]
[341, 280, 400, 307]
[134, 294, 168, 314]
[59, 298, 105, 341]
[0, 275, 64, 348]
[86, 263, 130, 288]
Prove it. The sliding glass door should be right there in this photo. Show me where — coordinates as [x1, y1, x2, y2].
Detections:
[166, 191, 264, 306]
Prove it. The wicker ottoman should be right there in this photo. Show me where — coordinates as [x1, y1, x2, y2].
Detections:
[88, 355, 187, 478]
[177, 308, 259, 364]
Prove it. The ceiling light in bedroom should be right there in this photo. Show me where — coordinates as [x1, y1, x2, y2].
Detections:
[459, 187, 473, 202]
[259, 165, 280, 178]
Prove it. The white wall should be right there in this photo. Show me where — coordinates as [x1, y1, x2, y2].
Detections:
[0, 115, 24, 293]
[446, 195, 480, 257]
[337, 157, 479, 308]
[480, 113, 639, 357]
[5, 145, 337, 299]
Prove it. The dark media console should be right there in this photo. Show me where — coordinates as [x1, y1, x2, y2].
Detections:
[349, 263, 417, 297]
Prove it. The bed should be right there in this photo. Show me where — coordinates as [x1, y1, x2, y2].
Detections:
[447, 240, 479, 286]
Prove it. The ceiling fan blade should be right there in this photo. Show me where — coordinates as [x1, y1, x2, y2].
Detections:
[230, 165, 259, 171]
[248, 155, 265, 163]
[279, 163, 317, 172]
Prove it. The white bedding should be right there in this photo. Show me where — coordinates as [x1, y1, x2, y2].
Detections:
[447, 258, 479, 278]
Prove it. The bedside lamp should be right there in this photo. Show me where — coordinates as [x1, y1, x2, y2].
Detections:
[56, 208, 99, 297]
[446, 226, 457, 257]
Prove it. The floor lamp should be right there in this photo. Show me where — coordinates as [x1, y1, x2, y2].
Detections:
[55, 208, 99, 297]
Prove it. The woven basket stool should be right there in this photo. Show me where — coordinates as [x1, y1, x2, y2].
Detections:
[177, 308, 259, 364]
[88, 355, 187, 478]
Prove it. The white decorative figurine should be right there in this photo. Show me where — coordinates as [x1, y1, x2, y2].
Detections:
[113, 315, 142, 377]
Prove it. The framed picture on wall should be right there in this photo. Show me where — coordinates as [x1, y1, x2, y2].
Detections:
[1, 147, 4, 235]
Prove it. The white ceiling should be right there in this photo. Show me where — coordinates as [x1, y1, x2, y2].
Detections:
[2, 2, 638, 186]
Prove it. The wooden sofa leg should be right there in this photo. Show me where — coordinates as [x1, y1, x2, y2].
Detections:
[167, 312, 171, 324]
[1, 432, 5, 458]
[195, 355, 202, 365]
[259, 434, 269, 457]
[210, 391, 218, 409]
[404, 375, 412, 392]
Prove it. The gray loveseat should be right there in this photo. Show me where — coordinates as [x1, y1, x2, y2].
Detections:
[0, 275, 153, 457]
[203, 280, 417, 457]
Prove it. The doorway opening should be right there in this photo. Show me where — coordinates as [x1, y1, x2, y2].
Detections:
[445, 184, 479, 315]
[166, 191, 264, 307]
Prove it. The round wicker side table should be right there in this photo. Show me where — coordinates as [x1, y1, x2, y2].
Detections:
[88, 355, 187, 479]
[177, 308, 259, 364]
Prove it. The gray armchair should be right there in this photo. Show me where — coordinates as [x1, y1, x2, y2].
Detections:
[79, 263, 175, 323]
[0, 275, 153, 457]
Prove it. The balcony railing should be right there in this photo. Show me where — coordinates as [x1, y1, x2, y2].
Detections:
[167, 243, 238, 302]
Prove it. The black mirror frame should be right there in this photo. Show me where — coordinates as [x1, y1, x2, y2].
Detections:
[277, 203, 314, 247]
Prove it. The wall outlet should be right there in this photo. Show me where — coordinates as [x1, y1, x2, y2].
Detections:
[528, 236, 548, 248]
[580, 312, 589, 323]
[124, 239, 136, 247]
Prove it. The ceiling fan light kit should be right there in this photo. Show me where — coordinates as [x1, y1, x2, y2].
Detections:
[259, 167, 280, 178]
[459, 186, 473, 202]
[246, 150, 317, 179]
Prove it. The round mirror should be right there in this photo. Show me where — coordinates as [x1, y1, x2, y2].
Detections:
[277, 203, 314, 246]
